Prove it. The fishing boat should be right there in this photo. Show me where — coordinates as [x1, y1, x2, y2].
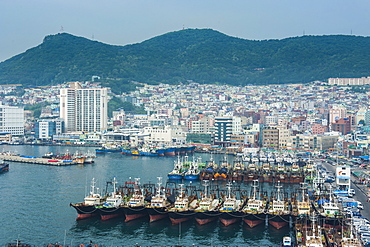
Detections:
[242, 180, 267, 228]
[296, 213, 325, 247]
[96, 177, 126, 221]
[194, 181, 221, 225]
[200, 156, 217, 180]
[168, 156, 186, 180]
[183, 157, 201, 180]
[95, 143, 121, 153]
[124, 178, 148, 222]
[231, 158, 244, 181]
[138, 146, 159, 156]
[317, 186, 342, 229]
[168, 184, 198, 224]
[0, 160, 9, 173]
[72, 151, 86, 164]
[84, 150, 95, 164]
[219, 183, 243, 226]
[146, 177, 173, 222]
[267, 181, 291, 229]
[70, 178, 105, 220]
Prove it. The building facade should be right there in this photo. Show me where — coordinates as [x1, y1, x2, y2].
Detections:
[0, 105, 24, 136]
[60, 82, 108, 132]
[35, 118, 64, 139]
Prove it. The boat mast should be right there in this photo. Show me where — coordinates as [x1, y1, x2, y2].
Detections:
[156, 177, 162, 197]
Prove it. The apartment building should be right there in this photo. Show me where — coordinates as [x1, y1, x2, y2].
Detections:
[60, 82, 108, 132]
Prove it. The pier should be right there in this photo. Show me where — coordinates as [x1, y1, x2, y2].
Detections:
[0, 154, 77, 166]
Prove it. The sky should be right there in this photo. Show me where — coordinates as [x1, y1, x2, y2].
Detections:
[1, 0, 370, 62]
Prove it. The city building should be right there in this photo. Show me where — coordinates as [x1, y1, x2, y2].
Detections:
[60, 82, 108, 132]
[331, 118, 351, 135]
[214, 116, 233, 146]
[289, 134, 338, 151]
[35, 118, 64, 140]
[0, 104, 24, 136]
[328, 77, 370, 86]
[262, 127, 279, 149]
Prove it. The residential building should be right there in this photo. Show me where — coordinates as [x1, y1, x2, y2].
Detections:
[60, 82, 108, 132]
[262, 127, 279, 149]
[332, 118, 351, 135]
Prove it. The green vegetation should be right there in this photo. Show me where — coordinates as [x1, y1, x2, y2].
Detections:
[24, 102, 51, 118]
[1, 29, 370, 88]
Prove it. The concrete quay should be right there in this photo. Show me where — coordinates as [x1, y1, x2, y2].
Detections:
[0, 154, 77, 166]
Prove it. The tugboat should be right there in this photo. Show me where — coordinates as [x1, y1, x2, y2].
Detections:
[168, 184, 198, 224]
[96, 177, 126, 221]
[219, 182, 243, 226]
[146, 177, 173, 222]
[70, 178, 105, 220]
[242, 180, 267, 228]
[124, 178, 148, 222]
[267, 181, 291, 229]
[194, 181, 222, 225]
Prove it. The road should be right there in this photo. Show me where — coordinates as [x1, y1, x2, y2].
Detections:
[319, 158, 370, 220]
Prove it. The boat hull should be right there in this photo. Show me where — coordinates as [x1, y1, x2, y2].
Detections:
[146, 207, 169, 222]
[70, 204, 100, 220]
[125, 206, 147, 222]
[243, 213, 266, 228]
[98, 207, 126, 221]
[268, 214, 290, 229]
[195, 211, 220, 225]
[219, 212, 243, 226]
[168, 211, 196, 224]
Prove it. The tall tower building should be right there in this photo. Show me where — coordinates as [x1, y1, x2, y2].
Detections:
[60, 82, 108, 132]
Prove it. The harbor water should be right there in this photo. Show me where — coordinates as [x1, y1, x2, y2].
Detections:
[0, 145, 296, 246]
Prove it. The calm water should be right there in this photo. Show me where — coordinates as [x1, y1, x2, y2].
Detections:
[0, 145, 295, 246]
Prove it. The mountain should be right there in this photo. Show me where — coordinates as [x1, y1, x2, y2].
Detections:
[1, 28, 370, 93]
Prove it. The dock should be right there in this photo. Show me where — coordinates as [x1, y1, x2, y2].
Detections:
[0, 154, 77, 166]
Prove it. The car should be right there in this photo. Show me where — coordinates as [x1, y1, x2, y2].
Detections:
[357, 201, 364, 210]
[348, 188, 356, 196]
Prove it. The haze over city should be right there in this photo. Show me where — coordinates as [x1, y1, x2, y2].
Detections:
[1, 0, 370, 62]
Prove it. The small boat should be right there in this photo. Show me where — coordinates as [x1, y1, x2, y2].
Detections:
[0, 160, 9, 173]
[95, 143, 121, 153]
[282, 236, 292, 247]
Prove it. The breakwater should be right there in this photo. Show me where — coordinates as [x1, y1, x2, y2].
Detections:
[0, 154, 77, 165]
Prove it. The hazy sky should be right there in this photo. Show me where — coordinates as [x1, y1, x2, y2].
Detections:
[1, 0, 370, 62]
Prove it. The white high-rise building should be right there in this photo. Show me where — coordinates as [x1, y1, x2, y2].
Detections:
[60, 82, 108, 132]
[0, 105, 24, 135]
